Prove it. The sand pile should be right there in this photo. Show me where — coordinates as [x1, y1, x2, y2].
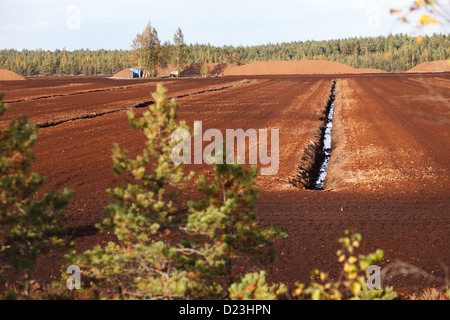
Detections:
[112, 68, 133, 78]
[408, 60, 450, 72]
[180, 63, 238, 76]
[0, 69, 26, 81]
[223, 60, 361, 76]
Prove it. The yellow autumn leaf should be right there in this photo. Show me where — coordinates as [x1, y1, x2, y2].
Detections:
[390, 9, 402, 14]
[344, 263, 352, 273]
[348, 256, 358, 264]
[420, 14, 438, 25]
[417, 36, 424, 45]
[351, 282, 362, 295]
[311, 290, 321, 300]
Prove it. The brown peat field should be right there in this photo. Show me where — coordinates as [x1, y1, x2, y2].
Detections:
[0, 71, 449, 297]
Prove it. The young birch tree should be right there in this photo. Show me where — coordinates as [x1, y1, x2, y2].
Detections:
[159, 41, 172, 77]
[173, 27, 187, 76]
[131, 21, 161, 77]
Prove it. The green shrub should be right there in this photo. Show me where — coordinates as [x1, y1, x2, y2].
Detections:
[229, 271, 287, 300]
[291, 230, 398, 300]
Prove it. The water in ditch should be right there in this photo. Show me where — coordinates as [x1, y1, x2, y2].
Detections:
[314, 101, 335, 190]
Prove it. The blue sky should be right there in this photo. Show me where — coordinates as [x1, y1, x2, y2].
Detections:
[0, 0, 446, 50]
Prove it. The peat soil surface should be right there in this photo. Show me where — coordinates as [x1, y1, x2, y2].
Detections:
[0, 73, 448, 296]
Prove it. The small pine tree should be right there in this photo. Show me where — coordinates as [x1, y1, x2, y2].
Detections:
[0, 93, 72, 298]
[187, 153, 287, 296]
[66, 85, 287, 299]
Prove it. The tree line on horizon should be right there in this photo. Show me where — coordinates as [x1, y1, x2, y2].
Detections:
[0, 33, 448, 77]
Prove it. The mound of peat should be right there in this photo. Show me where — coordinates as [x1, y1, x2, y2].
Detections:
[0, 69, 26, 81]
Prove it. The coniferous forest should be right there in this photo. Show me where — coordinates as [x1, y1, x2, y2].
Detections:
[0, 33, 448, 76]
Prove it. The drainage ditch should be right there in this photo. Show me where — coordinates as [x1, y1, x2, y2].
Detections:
[314, 94, 335, 190]
[289, 79, 337, 190]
